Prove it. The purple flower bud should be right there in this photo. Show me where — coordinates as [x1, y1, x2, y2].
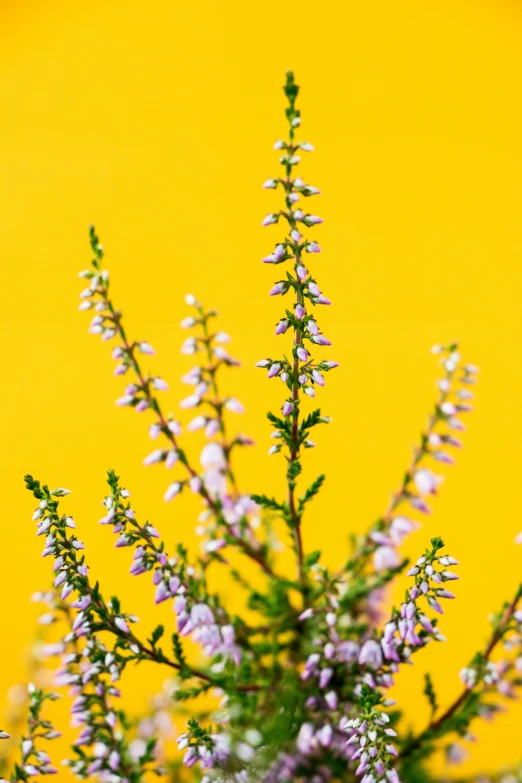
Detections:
[270, 282, 287, 296]
[436, 589, 455, 599]
[114, 617, 129, 634]
[296, 265, 308, 280]
[317, 724, 333, 747]
[319, 667, 333, 688]
[438, 556, 459, 566]
[165, 483, 182, 502]
[311, 369, 325, 386]
[267, 363, 281, 379]
[311, 334, 331, 346]
[282, 401, 294, 416]
[61, 583, 74, 600]
[295, 304, 306, 320]
[169, 576, 181, 593]
[428, 597, 444, 614]
[54, 571, 67, 587]
[358, 639, 383, 668]
[290, 229, 302, 243]
[155, 582, 170, 604]
[262, 213, 278, 227]
[225, 398, 245, 414]
[143, 449, 164, 466]
[275, 320, 290, 335]
[106, 712, 117, 728]
[297, 347, 309, 362]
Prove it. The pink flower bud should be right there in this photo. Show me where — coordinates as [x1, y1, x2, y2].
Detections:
[311, 334, 331, 346]
[114, 617, 129, 634]
[275, 319, 290, 335]
[225, 398, 245, 414]
[165, 483, 182, 502]
[262, 213, 278, 227]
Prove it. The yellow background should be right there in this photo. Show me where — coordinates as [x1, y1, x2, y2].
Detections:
[1, 0, 522, 776]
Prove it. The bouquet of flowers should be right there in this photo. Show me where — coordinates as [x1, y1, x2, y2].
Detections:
[2, 72, 521, 783]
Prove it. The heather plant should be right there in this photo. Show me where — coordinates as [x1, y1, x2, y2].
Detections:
[4, 72, 522, 783]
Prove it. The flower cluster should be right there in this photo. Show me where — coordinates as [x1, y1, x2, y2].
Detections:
[353, 344, 477, 578]
[0, 684, 59, 782]
[363, 538, 459, 689]
[343, 686, 400, 783]
[79, 226, 273, 579]
[5, 70, 522, 783]
[99, 469, 241, 665]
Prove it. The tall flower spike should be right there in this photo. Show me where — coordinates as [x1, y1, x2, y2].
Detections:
[257, 71, 338, 586]
[346, 343, 476, 589]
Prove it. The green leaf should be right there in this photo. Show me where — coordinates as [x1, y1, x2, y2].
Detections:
[250, 494, 286, 513]
[172, 633, 187, 669]
[304, 550, 322, 568]
[423, 673, 438, 716]
[298, 474, 325, 511]
[267, 411, 289, 432]
[287, 460, 302, 481]
[149, 624, 165, 648]
[299, 409, 323, 432]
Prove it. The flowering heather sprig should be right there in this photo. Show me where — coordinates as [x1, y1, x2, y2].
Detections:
[100, 469, 242, 666]
[343, 685, 399, 783]
[346, 344, 476, 584]
[400, 584, 522, 763]
[179, 294, 248, 463]
[24, 475, 222, 688]
[361, 538, 458, 689]
[60, 634, 164, 782]
[78, 227, 275, 578]
[13, 71, 522, 783]
[299, 539, 457, 706]
[176, 719, 231, 774]
[7, 684, 60, 782]
[256, 70, 338, 588]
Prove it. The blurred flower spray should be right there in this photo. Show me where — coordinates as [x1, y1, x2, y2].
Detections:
[3, 72, 522, 783]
